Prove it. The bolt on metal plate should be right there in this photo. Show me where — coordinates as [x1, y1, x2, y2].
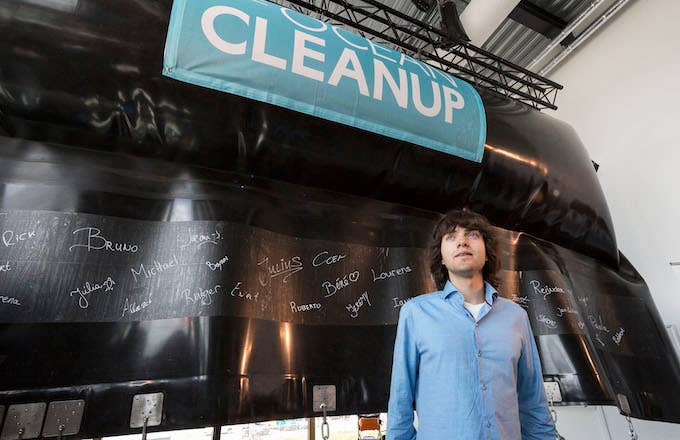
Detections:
[617, 393, 631, 415]
[42, 400, 85, 437]
[130, 393, 163, 428]
[543, 382, 563, 403]
[312, 385, 337, 412]
[0, 403, 47, 440]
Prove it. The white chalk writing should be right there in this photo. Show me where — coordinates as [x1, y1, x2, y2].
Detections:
[229, 282, 259, 301]
[180, 229, 222, 249]
[69, 227, 139, 253]
[392, 296, 413, 308]
[2, 229, 36, 247]
[182, 282, 259, 306]
[206, 255, 229, 271]
[322, 271, 360, 298]
[122, 296, 152, 317]
[131, 254, 179, 283]
[512, 295, 530, 306]
[529, 280, 565, 300]
[588, 314, 610, 333]
[556, 306, 578, 317]
[69, 276, 116, 309]
[537, 314, 557, 329]
[0, 261, 11, 272]
[257, 256, 303, 286]
[0, 295, 21, 306]
[346, 292, 371, 318]
[613, 327, 625, 345]
[182, 284, 222, 306]
[290, 301, 322, 313]
[312, 250, 346, 267]
[371, 265, 412, 282]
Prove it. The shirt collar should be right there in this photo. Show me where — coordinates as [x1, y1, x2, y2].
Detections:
[440, 280, 498, 306]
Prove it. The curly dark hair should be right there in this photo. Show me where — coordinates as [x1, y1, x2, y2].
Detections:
[428, 209, 500, 290]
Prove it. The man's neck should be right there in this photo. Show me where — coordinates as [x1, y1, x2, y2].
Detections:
[449, 273, 486, 304]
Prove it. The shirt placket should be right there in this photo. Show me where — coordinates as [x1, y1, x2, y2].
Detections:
[450, 294, 494, 439]
[475, 319, 494, 439]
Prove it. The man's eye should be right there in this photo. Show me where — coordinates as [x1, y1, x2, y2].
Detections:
[467, 231, 481, 239]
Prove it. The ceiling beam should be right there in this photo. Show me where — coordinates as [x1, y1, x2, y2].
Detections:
[508, 0, 576, 44]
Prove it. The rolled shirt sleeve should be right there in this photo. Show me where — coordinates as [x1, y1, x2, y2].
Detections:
[387, 303, 419, 440]
[517, 313, 557, 440]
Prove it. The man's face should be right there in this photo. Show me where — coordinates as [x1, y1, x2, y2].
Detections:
[440, 226, 487, 279]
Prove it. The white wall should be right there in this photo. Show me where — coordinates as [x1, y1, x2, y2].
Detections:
[548, 0, 680, 437]
[549, 0, 680, 326]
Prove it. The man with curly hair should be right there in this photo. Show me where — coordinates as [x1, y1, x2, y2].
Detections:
[387, 209, 556, 439]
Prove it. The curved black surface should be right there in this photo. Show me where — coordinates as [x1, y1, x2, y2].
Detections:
[0, 0, 616, 264]
[0, 0, 679, 437]
[0, 139, 679, 438]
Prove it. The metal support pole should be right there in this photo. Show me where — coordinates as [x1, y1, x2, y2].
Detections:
[141, 417, 149, 440]
[308, 417, 316, 440]
[212, 425, 221, 440]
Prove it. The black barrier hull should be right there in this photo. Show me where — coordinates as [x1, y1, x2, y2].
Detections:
[1, 138, 679, 438]
[1, 0, 679, 436]
[0, 0, 616, 265]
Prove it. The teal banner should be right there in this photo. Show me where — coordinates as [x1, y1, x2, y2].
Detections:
[163, 0, 486, 162]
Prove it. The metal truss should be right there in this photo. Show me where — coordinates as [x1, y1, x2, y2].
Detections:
[274, 0, 562, 110]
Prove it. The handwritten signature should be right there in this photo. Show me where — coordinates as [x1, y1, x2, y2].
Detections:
[206, 254, 229, 271]
[371, 266, 412, 282]
[392, 296, 413, 308]
[290, 301, 322, 313]
[131, 254, 179, 283]
[529, 280, 565, 300]
[69, 276, 116, 309]
[179, 229, 222, 250]
[0, 295, 21, 306]
[512, 295, 530, 306]
[322, 271, 360, 298]
[312, 250, 346, 267]
[537, 314, 557, 329]
[69, 227, 138, 253]
[588, 314, 610, 333]
[122, 296, 152, 317]
[556, 306, 578, 317]
[2, 229, 37, 247]
[346, 292, 371, 318]
[612, 327, 625, 345]
[258, 256, 303, 286]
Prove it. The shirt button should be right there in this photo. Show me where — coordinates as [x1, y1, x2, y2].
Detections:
[475, 323, 479, 328]
[477, 350, 482, 357]
[481, 384, 487, 391]
[487, 421, 491, 428]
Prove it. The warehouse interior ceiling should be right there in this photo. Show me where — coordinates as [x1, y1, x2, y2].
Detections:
[276, 0, 633, 109]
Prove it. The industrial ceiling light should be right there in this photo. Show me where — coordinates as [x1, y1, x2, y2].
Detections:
[410, 0, 435, 13]
[438, 0, 470, 44]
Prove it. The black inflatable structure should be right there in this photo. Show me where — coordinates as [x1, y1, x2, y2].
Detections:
[1, 0, 679, 438]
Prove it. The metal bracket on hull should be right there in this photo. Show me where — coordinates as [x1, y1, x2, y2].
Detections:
[0, 403, 47, 440]
[130, 393, 164, 431]
[42, 400, 85, 438]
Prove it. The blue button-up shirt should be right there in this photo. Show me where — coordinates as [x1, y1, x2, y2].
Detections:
[387, 281, 556, 440]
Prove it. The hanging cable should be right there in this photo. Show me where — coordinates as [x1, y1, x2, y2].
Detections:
[626, 415, 639, 440]
[548, 396, 566, 440]
[320, 403, 330, 440]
